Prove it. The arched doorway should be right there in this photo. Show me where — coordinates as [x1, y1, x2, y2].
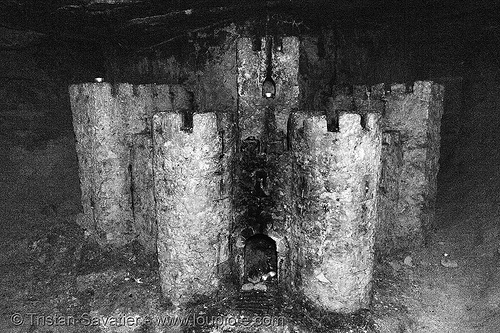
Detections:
[244, 234, 277, 284]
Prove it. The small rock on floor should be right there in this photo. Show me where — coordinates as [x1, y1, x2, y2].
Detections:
[441, 257, 459, 268]
[404, 255, 414, 267]
[241, 283, 254, 291]
[253, 282, 267, 291]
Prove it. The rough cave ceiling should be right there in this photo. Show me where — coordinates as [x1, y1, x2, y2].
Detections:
[0, 0, 499, 50]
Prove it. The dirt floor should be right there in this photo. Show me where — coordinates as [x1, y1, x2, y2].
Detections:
[372, 160, 500, 333]
[1, 89, 500, 332]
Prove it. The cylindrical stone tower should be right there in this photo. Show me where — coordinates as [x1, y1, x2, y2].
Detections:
[291, 111, 382, 313]
[152, 111, 232, 306]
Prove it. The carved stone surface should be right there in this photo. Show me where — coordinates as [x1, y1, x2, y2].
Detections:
[291, 111, 382, 313]
[153, 112, 232, 306]
[381, 81, 444, 249]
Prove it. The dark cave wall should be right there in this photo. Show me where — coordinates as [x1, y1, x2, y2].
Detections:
[102, 27, 239, 114]
[0, 33, 104, 221]
[299, 24, 415, 113]
[444, 36, 500, 177]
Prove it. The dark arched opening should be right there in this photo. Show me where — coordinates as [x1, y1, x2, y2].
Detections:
[244, 234, 277, 284]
